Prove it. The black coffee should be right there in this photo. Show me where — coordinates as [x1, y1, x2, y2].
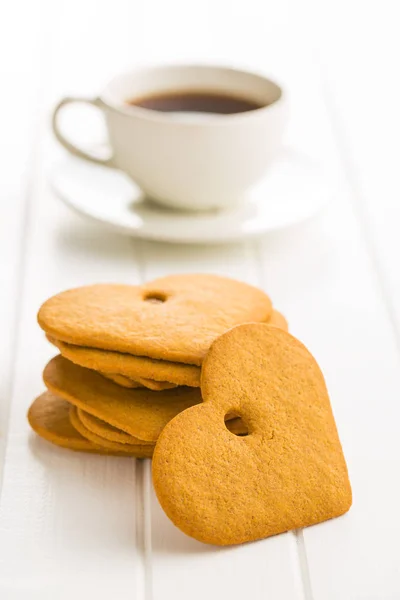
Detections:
[127, 91, 264, 114]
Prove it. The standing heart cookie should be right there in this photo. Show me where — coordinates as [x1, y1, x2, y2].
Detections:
[152, 324, 352, 545]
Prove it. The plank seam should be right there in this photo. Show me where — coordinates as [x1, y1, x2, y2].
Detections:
[0, 119, 43, 499]
[294, 530, 314, 600]
[134, 238, 153, 600]
[135, 459, 154, 600]
[143, 460, 154, 600]
[254, 240, 313, 599]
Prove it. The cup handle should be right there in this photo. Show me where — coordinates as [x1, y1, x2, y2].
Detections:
[52, 96, 114, 167]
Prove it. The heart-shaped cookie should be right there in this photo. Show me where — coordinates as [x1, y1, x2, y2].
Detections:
[152, 324, 352, 546]
[47, 307, 287, 389]
[38, 274, 272, 365]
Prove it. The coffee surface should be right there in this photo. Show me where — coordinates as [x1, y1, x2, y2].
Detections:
[127, 90, 263, 114]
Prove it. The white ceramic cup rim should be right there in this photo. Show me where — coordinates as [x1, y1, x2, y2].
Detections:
[99, 64, 284, 126]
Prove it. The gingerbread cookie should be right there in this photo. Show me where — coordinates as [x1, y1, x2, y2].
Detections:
[268, 309, 288, 331]
[27, 392, 124, 455]
[38, 274, 273, 365]
[152, 324, 352, 545]
[78, 409, 143, 445]
[43, 355, 202, 441]
[69, 406, 154, 457]
[101, 373, 143, 388]
[48, 336, 201, 387]
[100, 371, 177, 390]
[47, 307, 287, 389]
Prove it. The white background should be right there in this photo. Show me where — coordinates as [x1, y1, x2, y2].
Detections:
[1, 1, 400, 598]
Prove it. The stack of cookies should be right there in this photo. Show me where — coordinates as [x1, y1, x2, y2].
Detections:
[29, 274, 287, 457]
[28, 273, 351, 545]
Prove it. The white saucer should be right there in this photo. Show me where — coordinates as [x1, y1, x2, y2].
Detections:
[50, 149, 331, 244]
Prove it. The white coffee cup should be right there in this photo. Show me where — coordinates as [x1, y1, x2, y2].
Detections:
[52, 64, 286, 211]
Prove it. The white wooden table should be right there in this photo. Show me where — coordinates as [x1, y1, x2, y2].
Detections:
[1, 1, 400, 598]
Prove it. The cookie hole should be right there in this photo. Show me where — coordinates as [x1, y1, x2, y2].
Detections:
[225, 413, 249, 437]
[143, 292, 167, 304]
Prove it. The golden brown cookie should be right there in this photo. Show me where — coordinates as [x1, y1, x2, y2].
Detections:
[100, 371, 177, 390]
[49, 337, 201, 387]
[78, 407, 248, 445]
[101, 373, 143, 388]
[152, 324, 352, 546]
[268, 309, 288, 331]
[27, 392, 126, 455]
[38, 274, 273, 365]
[78, 409, 143, 445]
[47, 306, 287, 389]
[69, 406, 154, 457]
[43, 355, 202, 442]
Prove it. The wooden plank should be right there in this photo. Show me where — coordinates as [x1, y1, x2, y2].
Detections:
[0, 1, 47, 480]
[0, 0, 146, 597]
[139, 241, 304, 600]
[307, 0, 400, 336]
[0, 144, 145, 599]
[259, 201, 400, 600]
[274, 2, 400, 597]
